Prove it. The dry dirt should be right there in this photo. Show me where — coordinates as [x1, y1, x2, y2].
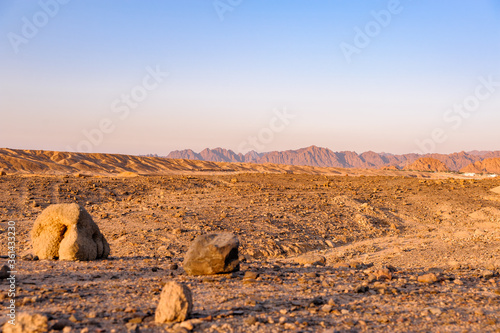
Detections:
[1, 171, 500, 332]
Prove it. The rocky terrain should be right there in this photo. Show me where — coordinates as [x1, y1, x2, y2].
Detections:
[1, 159, 500, 332]
[461, 158, 500, 175]
[403, 158, 451, 173]
[166, 146, 500, 172]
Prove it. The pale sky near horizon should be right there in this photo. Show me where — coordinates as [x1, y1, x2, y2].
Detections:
[1, 1, 499, 155]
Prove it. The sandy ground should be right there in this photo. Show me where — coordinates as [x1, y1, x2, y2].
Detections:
[0, 172, 499, 332]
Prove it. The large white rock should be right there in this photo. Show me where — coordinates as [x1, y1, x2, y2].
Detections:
[31, 203, 110, 261]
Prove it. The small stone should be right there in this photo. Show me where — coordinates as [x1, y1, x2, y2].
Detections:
[87, 311, 98, 319]
[333, 262, 350, 269]
[341, 309, 349, 315]
[448, 260, 460, 269]
[418, 273, 438, 284]
[52, 319, 73, 330]
[244, 316, 257, 326]
[374, 268, 392, 281]
[305, 272, 318, 278]
[155, 282, 193, 323]
[0, 265, 9, 279]
[169, 263, 179, 270]
[21, 253, 39, 261]
[69, 314, 81, 323]
[268, 317, 275, 324]
[180, 320, 194, 331]
[475, 309, 485, 316]
[454, 278, 463, 285]
[279, 317, 287, 324]
[125, 323, 139, 332]
[293, 254, 326, 266]
[243, 271, 259, 280]
[355, 285, 369, 293]
[321, 305, 332, 313]
[481, 270, 495, 279]
[128, 317, 143, 324]
[429, 308, 442, 316]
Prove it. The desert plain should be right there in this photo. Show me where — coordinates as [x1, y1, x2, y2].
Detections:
[1, 153, 500, 332]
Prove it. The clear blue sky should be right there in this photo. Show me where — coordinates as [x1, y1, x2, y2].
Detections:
[1, 0, 499, 155]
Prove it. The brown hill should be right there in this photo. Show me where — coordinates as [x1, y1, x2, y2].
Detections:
[0, 148, 459, 178]
[460, 158, 500, 174]
[403, 157, 451, 172]
[0, 148, 355, 176]
[166, 146, 500, 171]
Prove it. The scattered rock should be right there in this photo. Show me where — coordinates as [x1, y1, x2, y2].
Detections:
[31, 204, 110, 261]
[183, 233, 240, 276]
[428, 307, 442, 316]
[374, 268, 392, 280]
[244, 316, 257, 326]
[355, 285, 369, 293]
[21, 253, 39, 261]
[51, 319, 73, 330]
[0, 265, 9, 279]
[448, 260, 460, 269]
[243, 271, 259, 280]
[180, 320, 194, 331]
[87, 311, 98, 319]
[418, 273, 438, 284]
[155, 281, 193, 323]
[293, 253, 326, 266]
[3, 312, 48, 333]
[321, 304, 333, 313]
[481, 270, 495, 279]
[0, 170, 6, 176]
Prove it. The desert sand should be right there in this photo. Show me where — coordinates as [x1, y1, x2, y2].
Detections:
[0, 151, 499, 332]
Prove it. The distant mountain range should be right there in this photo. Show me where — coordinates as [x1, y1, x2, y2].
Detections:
[166, 146, 500, 172]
